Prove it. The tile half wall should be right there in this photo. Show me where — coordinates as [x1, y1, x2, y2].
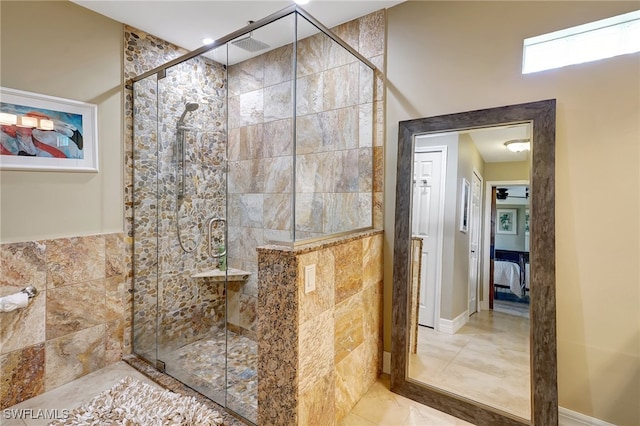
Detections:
[0, 233, 128, 409]
[257, 230, 384, 425]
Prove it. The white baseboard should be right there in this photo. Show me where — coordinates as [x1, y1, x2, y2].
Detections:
[559, 407, 616, 426]
[438, 310, 469, 334]
[382, 351, 391, 374]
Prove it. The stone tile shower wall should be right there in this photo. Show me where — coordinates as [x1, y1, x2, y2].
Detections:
[226, 42, 294, 339]
[294, 22, 374, 237]
[157, 57, 227, 353]
[132, 50, 228, 356]
[0, 234, 127, 409]
[226, 10, 385, 341]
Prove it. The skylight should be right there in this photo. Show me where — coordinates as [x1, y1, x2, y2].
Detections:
[522, 10, 640, 74]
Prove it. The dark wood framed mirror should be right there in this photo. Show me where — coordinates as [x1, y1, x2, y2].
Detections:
[391, 100, 557, 426]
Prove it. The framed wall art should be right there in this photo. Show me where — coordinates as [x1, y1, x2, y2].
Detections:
[459, 177, 470, 233]
[0, 87, 98, 172]
[496, 208, 517, 234]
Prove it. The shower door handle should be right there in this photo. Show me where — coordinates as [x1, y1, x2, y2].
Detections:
[207, 217, 227, 258]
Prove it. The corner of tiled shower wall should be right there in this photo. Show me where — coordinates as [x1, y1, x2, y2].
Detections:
[332, 10, 385, 231]
[356, 9, 385, 231]
[227, 9, 386, 343]
[0, 233, 129, 409]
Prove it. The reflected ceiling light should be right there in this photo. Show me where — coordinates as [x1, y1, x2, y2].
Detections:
[0, 112, 17, 125]
[504, 139, 530, 152]
[295, 0, 310, 4]
[202, 38, 214, 45]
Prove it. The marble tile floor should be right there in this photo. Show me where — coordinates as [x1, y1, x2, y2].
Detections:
[408, 310, 531, 420]
[4, 362, 472, 426]
[160, 328, 257, 422]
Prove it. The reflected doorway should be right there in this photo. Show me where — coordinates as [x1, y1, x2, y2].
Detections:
[488, 183, 531, 318]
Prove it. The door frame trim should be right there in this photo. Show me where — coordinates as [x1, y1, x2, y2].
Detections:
[467, 168, 484, 316]
[481, 179, 529, 311]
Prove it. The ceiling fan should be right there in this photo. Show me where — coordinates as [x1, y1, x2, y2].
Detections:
[496, 187, 529, 200]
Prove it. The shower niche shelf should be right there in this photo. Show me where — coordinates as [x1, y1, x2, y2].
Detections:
[191, 268, 251, 282]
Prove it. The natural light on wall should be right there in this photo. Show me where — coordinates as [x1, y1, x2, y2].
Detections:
[523, 9, 640, 74]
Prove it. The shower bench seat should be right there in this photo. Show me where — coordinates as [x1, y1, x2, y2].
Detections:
[191, 268, 251, 282]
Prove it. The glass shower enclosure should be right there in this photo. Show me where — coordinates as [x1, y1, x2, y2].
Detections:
[131, 5, 374, 424]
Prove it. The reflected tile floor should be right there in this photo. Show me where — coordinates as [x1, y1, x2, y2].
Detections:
[5, 363, 472, 426]
[409, 310, 530, 419]
[160, 329, 257, 422]
[493, 299, 530, 318]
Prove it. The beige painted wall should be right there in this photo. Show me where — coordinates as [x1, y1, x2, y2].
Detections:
[484, 160, 529, 182]
[0, 1, 123, 243]
[451, 133, 484, 319]
[385, 2, 639, 424]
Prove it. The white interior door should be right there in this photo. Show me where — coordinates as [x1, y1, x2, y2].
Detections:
[413, 151, 444, 327]
[468, 171, 482, 314]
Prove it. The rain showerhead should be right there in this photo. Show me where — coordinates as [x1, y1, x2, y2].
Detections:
[231, 21, 270, 53]
[232, 35, 270, 52]
[178, 102, 199, 125]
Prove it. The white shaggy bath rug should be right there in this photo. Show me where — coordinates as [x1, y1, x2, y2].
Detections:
[49, 376, 224, 426]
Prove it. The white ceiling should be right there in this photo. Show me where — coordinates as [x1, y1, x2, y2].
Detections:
[416, 123, 532, 164]
[72, 0, 527, 161]
[462, 123, 531, 163]
[71, 0, 404, 53]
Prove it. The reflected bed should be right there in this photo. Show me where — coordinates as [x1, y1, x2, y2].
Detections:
[494, 249, 529, 299]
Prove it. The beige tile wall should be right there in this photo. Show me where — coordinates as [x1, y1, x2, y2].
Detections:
[0, 233, 128, 409]
[257, 230, 383, 425]
[226, 9, 385, 342]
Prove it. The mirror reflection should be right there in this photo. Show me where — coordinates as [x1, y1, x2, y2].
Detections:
[407, 123, 532, 419]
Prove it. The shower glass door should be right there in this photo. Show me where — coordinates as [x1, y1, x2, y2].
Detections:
[155, 46, 230, 408]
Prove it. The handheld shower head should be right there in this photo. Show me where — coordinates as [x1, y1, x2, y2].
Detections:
[177, 102, 199, 125]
